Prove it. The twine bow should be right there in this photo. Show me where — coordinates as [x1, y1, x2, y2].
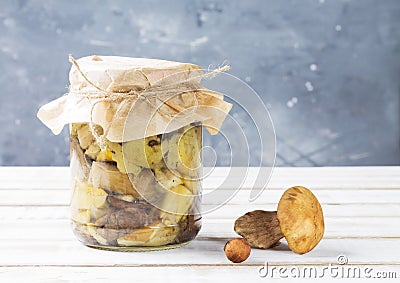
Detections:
[68, 55, 230, 149]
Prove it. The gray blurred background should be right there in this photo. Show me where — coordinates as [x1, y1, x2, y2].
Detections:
[0, 0, 399, 166]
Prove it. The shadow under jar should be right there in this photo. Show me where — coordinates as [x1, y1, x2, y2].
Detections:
[70, 122, 202, 251]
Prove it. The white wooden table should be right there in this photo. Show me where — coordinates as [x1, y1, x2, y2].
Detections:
[0, 167, 399, 282]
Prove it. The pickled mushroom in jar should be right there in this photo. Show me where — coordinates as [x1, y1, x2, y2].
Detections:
[117, 222, 179, 247]
[69, 122, 202, 248]
[38, 56, 233, 250]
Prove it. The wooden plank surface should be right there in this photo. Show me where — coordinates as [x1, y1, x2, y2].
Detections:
[1, 266, 399, 283]
[2, 217, 399, 240]
[1, 238, 399, 266]
[1, 166, 399, 190]
[0, 167, 399, 282]
[2, 189, 400, 205]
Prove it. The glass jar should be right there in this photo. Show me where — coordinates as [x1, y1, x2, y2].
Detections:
[37, 55, 232, 251]
[70, 122, 202, 251]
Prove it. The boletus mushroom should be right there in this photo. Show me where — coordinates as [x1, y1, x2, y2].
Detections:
[234, 186, 324, 254]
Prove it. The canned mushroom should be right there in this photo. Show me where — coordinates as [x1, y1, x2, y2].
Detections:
[37, 55, 232, 251]
[70, 122, 202, 250]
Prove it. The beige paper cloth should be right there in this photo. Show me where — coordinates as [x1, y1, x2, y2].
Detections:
[37, 55, 233, 143]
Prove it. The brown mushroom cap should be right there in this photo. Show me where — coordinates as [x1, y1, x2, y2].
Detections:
[277, 186, 324, 254]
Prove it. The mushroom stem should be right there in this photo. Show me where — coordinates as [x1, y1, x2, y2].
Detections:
[234, 210, 284, 249]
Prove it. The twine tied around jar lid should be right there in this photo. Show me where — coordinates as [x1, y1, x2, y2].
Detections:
[68, 55, 230, 150]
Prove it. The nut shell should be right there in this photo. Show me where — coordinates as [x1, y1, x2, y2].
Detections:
[224, 238, 251, 263]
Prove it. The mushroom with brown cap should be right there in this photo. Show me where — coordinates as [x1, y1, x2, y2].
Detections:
[234, 186, 324, 254]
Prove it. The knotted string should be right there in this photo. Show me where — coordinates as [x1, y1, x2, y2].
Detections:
[68, 55, 230, 149]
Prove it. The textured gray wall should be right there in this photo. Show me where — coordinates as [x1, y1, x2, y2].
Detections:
[0, 0, 399, 166]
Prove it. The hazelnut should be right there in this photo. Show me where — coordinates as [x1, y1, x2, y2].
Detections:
[224, 238, 251, 263]
[234, 186, 325, 254]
